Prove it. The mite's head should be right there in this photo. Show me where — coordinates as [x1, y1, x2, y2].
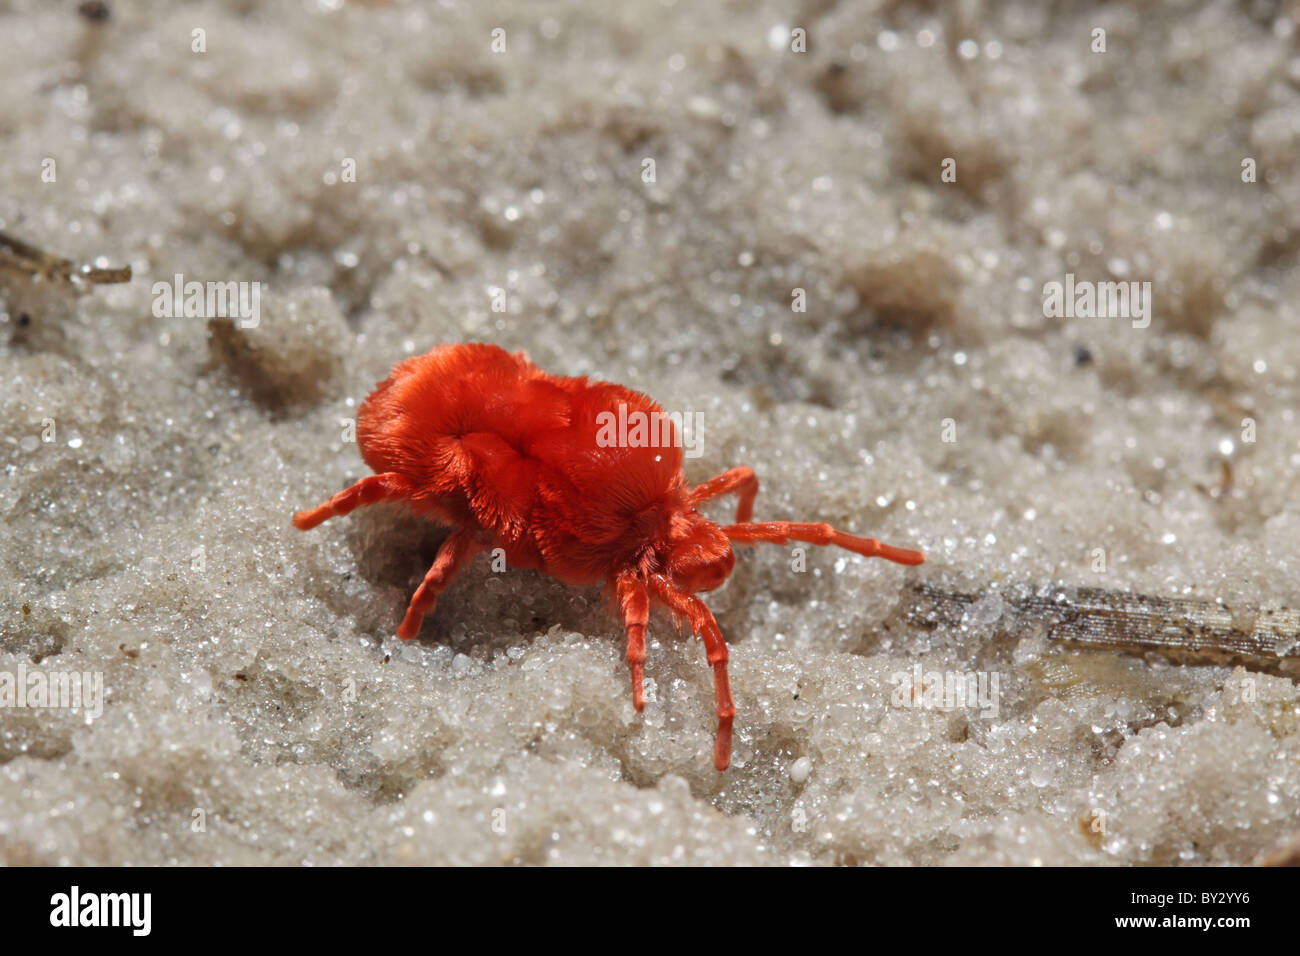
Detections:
[662, 510, 735, 593]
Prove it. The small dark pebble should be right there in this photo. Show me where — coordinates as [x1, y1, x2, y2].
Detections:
[78, 1, 110, 22]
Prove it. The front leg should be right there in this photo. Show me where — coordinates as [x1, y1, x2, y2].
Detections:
[647, 574, 735, 771]
[616, 572, 649, 711]
[687, 465, 758, 523]
[723, 521, 924, 566]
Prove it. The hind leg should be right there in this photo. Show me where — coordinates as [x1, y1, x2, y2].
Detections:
[397, 530, 483, 640]
[293, 473, 414, 530]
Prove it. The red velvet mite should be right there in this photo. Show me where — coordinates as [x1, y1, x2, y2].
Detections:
[294, 343, 924, 770]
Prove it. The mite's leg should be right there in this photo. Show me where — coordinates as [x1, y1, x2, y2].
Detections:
[292, 473, 414, 531]
[616, 572, 650, 711]
[687, 466, 759, 523]
[648, 574, 735, 771]
[397, 530, 483, 640]
[722, 521, 925, 565]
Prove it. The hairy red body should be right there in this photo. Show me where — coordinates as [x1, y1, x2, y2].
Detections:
[294, 343, 924, 770]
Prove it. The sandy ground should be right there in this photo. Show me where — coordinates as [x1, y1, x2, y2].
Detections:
[1, 0, 1298, 865]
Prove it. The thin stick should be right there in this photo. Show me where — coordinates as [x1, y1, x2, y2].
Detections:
[0, 230, 131, 290]
[903, 582, 1300, 675]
